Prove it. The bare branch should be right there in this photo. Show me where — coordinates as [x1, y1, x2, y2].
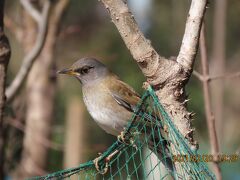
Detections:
[99, 0, 209, 147]
[54, 0, 69, 18]
[99, 0, 210, 175]
[210, 72, 240, 80]
[200, 23, 222, 180]
[100, 0, 166, 78]
[20, 0, 42, 23]
[6, 0, 51, 102]
[193, 70, 240, 82]
[193, 70, 205, 81]
[177, 0, 207, 72]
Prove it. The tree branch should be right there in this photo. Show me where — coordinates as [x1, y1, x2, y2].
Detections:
[100, 0, 167, 78]
[100, 0, 209, 176]
[6, 0, 51, 102]
[20, 0, 42, 23]
[193, 70, 240, 81]
[176, 0, 207, 72]
[199, 23, 222, 180]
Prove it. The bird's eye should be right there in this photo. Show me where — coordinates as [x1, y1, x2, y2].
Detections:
[76, 66, 93, 75]
[81, 67, 89, 74]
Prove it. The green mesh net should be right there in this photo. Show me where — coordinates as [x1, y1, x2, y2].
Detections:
[29, 86, 216, 180]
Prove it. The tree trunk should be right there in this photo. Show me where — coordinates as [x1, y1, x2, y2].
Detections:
[0, 0, 11, 178]
[64, 97, 85, 168]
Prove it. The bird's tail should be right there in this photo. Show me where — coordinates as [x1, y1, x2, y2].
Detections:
[145, 126, 175, 174]
[136, 110, 175, 174]
[148, 138, 175, 173]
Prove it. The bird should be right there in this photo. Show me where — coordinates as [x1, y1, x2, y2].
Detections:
[58, 57, 174, 172]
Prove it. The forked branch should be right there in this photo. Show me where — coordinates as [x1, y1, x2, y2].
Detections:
[100, 0, 207, 79]
[100, 0, 208, 175]
[6, 0, 51, 102]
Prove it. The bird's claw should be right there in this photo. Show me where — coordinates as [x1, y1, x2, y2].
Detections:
[93, 155, 109, 175]
[118, 131, 138, 150]
[93, 149, 119, 175]
[118, 131, 133, 145]
[117, 131, 129, 144]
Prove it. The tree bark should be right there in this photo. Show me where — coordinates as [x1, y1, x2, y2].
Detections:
[0, 0, 11, 178]
[15, 0, 69, 178]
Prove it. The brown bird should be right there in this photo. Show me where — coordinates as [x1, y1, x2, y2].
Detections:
[58, 57, 174, 172]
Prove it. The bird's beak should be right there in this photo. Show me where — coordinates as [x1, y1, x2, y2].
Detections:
[57, 68, 79, 76]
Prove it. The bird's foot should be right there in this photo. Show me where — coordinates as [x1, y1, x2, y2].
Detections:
[93, 155, 108, 175]
[142, 82, 151, 90]
[118, 130, 138, 150]
[117, 131, 131, 145]
[93, 150, 119, 175]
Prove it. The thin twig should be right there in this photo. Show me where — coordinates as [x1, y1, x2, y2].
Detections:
[210, 72, 240, 80]
[193, 70, 240, 82]
[193, 70, 208, 82]
[6, 0, 51, 102]
[200, 23, 222, 180]
[20, 0, 41, 23]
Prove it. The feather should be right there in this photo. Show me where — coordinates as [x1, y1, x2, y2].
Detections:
[107, 77, 140, 112]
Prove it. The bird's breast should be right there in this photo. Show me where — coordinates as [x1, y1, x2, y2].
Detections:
[82, 84, 132, 136]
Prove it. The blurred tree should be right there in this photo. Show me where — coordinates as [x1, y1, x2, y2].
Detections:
[0, 0, 11, 178]
[13, 0, 69, 178]
[211, 0, 227, 147]
[64, 97, 85, 168]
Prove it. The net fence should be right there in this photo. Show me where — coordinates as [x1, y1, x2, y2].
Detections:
[29, 86, 215, 180]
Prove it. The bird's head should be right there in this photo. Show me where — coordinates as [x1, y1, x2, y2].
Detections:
[58, 57, 109, 85]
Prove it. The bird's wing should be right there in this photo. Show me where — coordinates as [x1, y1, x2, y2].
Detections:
[108, 78, 141, 112]
[107, 76, 163, 127]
